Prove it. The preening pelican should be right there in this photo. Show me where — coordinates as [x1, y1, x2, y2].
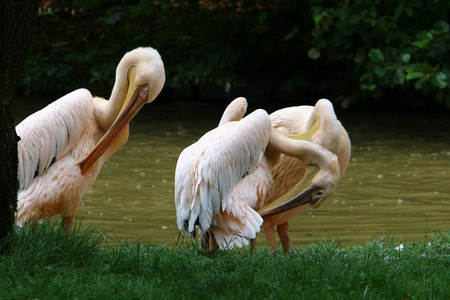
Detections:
[259, 99, 351, 252]
[175, 98, 349, 251]
[16, 47, 165, 229]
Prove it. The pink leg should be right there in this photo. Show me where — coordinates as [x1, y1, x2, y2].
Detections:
[277, 222, 293, 253]
[200, 231, 218, 251]
[250, 238, 257, 254]
[263, 224, 278, 252]
[63, 215, 73, 231]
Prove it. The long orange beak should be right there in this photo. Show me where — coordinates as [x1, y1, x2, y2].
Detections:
[79, 67, 149, 173]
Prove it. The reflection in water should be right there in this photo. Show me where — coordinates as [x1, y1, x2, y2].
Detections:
[13, 98, 450, 247]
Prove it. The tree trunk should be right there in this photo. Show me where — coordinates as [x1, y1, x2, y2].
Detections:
[0, 0, 40, 248]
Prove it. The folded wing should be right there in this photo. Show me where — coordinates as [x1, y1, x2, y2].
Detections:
[16, 89, 93, 192]
[175, 109, 272, 247]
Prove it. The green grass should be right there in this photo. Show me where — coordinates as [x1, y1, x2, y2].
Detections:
[0, 221, 449, 300]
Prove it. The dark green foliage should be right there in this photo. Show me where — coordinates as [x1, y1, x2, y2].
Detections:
[1, 221, 449, 299]
[310, 0, 450, 108]
[19, 1, 450, 108]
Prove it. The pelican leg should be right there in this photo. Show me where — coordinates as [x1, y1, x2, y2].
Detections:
[63, 215, 73, 231]
[263, 224, 278, 252]
[200, 231, 209, 250]
[277, 222, 293, 253]
[250, 238, 257, 254]
[200, 231, 218, 251]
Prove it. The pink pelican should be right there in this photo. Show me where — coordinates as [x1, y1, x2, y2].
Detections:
[259, 99, 351, 252]
[175, 98, 350, 251]
[16, 47, 165, 229]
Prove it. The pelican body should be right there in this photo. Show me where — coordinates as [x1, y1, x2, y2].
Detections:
[175, 98, 350, 251]
[16, 47, 165, 228]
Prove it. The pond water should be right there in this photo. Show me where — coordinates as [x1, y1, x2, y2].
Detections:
[13, 97, 450, 248]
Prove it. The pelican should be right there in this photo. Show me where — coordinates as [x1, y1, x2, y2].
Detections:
[16, 47, 165, 229]
[175, 98, 349, 251]
[259, 99, 351, 252]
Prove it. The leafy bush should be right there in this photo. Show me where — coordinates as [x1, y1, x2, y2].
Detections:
[310, 0, 450, 108]
[20, 0, 450, 108]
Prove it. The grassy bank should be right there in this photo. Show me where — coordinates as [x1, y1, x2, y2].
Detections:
[0, 222, 449, 299]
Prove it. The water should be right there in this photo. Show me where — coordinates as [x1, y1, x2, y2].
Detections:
[13, 97, 450, 248]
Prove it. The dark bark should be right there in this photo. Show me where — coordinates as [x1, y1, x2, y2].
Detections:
[0, 0, 40, 249]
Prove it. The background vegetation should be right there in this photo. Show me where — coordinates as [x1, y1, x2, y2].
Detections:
[19, 0, 450, 109]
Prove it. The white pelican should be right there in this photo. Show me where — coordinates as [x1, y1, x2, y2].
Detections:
[175, 98, 348, 251]
[16, 47, 165, 229]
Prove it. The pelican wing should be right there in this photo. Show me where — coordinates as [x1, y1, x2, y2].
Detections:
[218, 97, 247, 126]
[175, 109, 271, 234]
[16, 89, 93, 192]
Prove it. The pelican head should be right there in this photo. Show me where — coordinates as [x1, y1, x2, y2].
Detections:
[79, 47, 165, 172]
[115, 47, 165, 104]
[306, 151, 340, 209]
[258, 152, 340, 219]
[258, 120, 340, 219]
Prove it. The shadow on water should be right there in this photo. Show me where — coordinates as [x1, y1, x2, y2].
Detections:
[12, 96, 450, 247]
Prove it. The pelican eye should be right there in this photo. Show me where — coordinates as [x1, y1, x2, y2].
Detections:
[315, 190, 324, 198]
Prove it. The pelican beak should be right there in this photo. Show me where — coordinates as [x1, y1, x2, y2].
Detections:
[257, 165, 320, 219]
[258, 186, 319, 219]
[79, 66, 149, 173]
